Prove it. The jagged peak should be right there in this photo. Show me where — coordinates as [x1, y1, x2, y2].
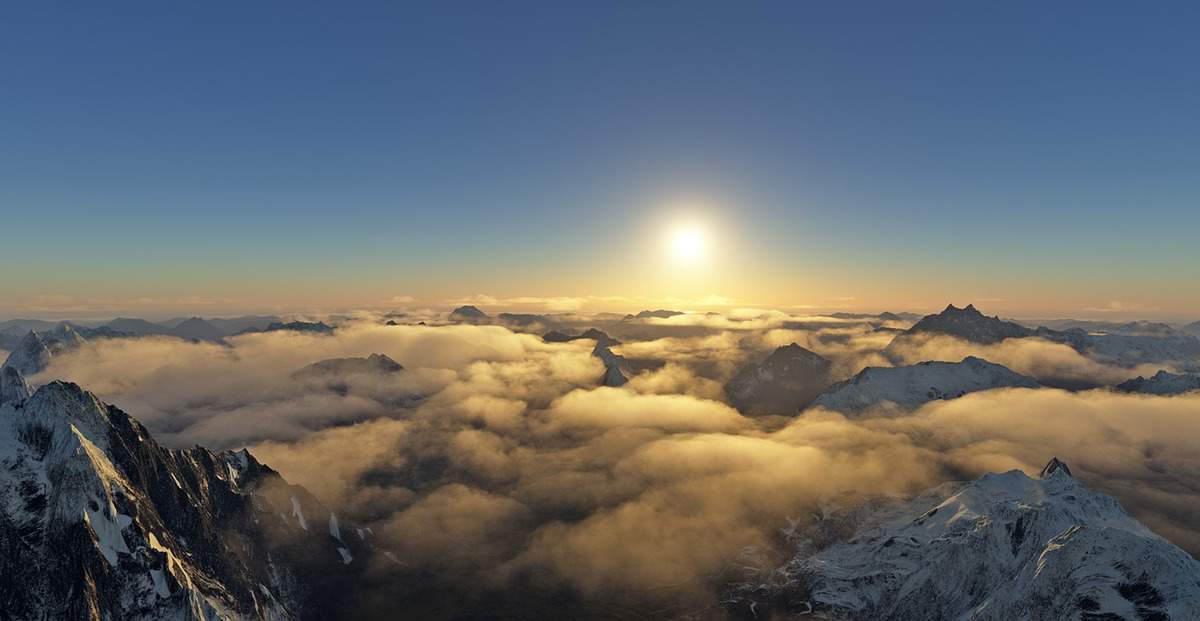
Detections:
[768, 342, 830, 364]
[1040, 456, 1072, 479]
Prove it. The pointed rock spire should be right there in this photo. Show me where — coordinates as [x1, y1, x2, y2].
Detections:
[1039, 457, 1072, 479]
[0, 365, 30, 404]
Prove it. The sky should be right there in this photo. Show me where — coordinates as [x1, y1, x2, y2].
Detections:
[2, 2, 1199, 320]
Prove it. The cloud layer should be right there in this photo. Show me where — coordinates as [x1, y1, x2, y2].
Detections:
[28, 312, 1200, 615]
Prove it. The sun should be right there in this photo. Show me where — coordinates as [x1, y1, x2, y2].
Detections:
[670, 227, 705, 264]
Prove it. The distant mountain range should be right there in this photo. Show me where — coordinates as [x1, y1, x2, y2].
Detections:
[885, 304, 1200, 373]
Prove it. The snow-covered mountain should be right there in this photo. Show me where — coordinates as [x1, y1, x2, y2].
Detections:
[2, 326, 88, 376]
[0, 374, 369, 620]
[1116, 370, 1200, 395]
[734, 458, 1200, 620]
[812, 357, 1039, 415]
[725, 344, 833, 415]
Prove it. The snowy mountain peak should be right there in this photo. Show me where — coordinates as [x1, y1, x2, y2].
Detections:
[738, 459, 1200, 620]
[1039, 456, 1072, 479]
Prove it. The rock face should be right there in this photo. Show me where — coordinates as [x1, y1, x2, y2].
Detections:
[725, 344, 833, 415]
[899, 304, 1035, 345]
[811, 356, 1039, 415]
[741, 459, 1200, 620]
[1116, 370, 1200, 395]
[0, 381, 369, 620]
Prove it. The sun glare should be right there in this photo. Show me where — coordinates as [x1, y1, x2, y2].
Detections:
[670, 227, 705, 264]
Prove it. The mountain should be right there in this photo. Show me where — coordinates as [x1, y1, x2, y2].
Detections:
[168, 317, 226, 343]
[898, 304, 1035, 345]
[828, 311, 920, 322]
[1116, 370, 1200, 395]
[208, 316, 283, 336]
[2, 326, 88, 376]
[241, 321, 334, 335]
[104, 317, 170, 336]
[623, 309, 683, 320]
[1184, 320, 1200, 337]
[294, 353, 404, 377]
[0, 376, 369, 619]
[3, 331, 54, 376]
[543, 328, 620, 347]
[735, 458, 1200, 620]
[725, 344, 833, 415]
[448, 306, 488, 323]
[496, 313, 552, 329]
[812, 357, 1039, 415]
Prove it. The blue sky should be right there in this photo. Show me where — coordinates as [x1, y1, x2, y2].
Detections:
[2, 2, 1198, 318]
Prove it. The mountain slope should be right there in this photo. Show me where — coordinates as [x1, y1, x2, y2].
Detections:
[742, 459, 1200, 620]
[725, 344, 833, 415]
[0, 375, 369, 620]
[812, 357, 1039, 415]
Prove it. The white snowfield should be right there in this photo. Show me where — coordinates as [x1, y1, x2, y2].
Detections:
[780, 459, 1200, 620]
[811, 356, 1040, 416]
